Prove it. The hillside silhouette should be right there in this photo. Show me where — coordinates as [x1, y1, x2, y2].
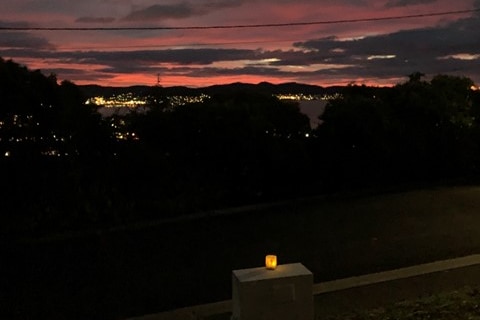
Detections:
[78, 81, 341, 98]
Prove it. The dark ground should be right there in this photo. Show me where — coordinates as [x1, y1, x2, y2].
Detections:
[2, 185, 480, 320]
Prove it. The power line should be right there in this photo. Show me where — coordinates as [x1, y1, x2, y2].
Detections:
[1, 8, 478, 31]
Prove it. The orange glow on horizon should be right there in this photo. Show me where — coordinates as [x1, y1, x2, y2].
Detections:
[73, 74, 298, 88]
[6, 55, 405, 88]
[69, 72, 401, 88]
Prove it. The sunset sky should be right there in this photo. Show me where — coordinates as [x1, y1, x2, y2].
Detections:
[1, 0, 479, 87]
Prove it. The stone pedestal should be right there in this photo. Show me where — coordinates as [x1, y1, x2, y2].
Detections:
[232, 263, 313, 320]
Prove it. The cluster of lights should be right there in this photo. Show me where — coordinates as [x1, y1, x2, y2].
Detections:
[1, 113, 71, 157]
[264, 129, 311, 139]
[1, 136, 37, 142]
[275, 93, 342, 101]
[1, 134, 67, 143]
[3, 148, 70, 157]
[41, 149, 70, 157]
[2, 114, 40, 128]
[87, 92, 346, 110]
[115, 131, 139, 141]
[276, 93, 318, 101]
[0, 114, 46, 152]
[86, 93, 212, 110]
[86, 93, 147, 108]
[109, 118, 139, 141]
[168, 94, 210, 107]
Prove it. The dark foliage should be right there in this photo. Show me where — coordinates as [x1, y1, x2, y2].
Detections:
[126, 89, 312, 212]
[316, 74, 480, 187]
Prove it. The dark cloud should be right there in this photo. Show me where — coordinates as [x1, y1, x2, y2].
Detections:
[75, 17, 116, 23]
[385, 0, 438, 7]
[204, 0, 245, 9]
[251, 0, 368, 5]
[291, 15, 480, 81]
[0, 33, 52, 49]
[91, 48, 259, 65]
[295, 16, 480, 60]
[47, 67, 119, 83]
[0, 21, 54, 49]
[475, 0, 480, 13]
[123, 3, 197, 21]
[0, 21, 29, 28]
[0, 47, 261, 66]
[0, 22, 54, 49]
[123, 0, 245, 21]
[184, 65, 288, 78]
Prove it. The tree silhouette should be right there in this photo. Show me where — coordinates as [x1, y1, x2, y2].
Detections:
[315, 74, 480, 188]
[0, 58, 119, 236]
[0, 58, 113, 158]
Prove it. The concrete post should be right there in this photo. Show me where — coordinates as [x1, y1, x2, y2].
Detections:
[232, 263, 313, 320]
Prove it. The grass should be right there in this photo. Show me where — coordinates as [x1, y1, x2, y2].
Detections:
[324, 285, 480, 320]
[3, 185, 480, 319]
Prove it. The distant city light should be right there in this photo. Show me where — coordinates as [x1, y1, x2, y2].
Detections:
[275, 93, 340, 101]
[86, 92, 342, 113]
[167, 94, 210, 106]
[86, 93, 147, 108]
[86, 93, 211, 109]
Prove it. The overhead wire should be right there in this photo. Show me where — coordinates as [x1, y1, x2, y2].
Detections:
[0, 8, 478, 31]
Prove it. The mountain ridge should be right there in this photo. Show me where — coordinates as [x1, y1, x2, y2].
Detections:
[79, 82, 343, 98]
